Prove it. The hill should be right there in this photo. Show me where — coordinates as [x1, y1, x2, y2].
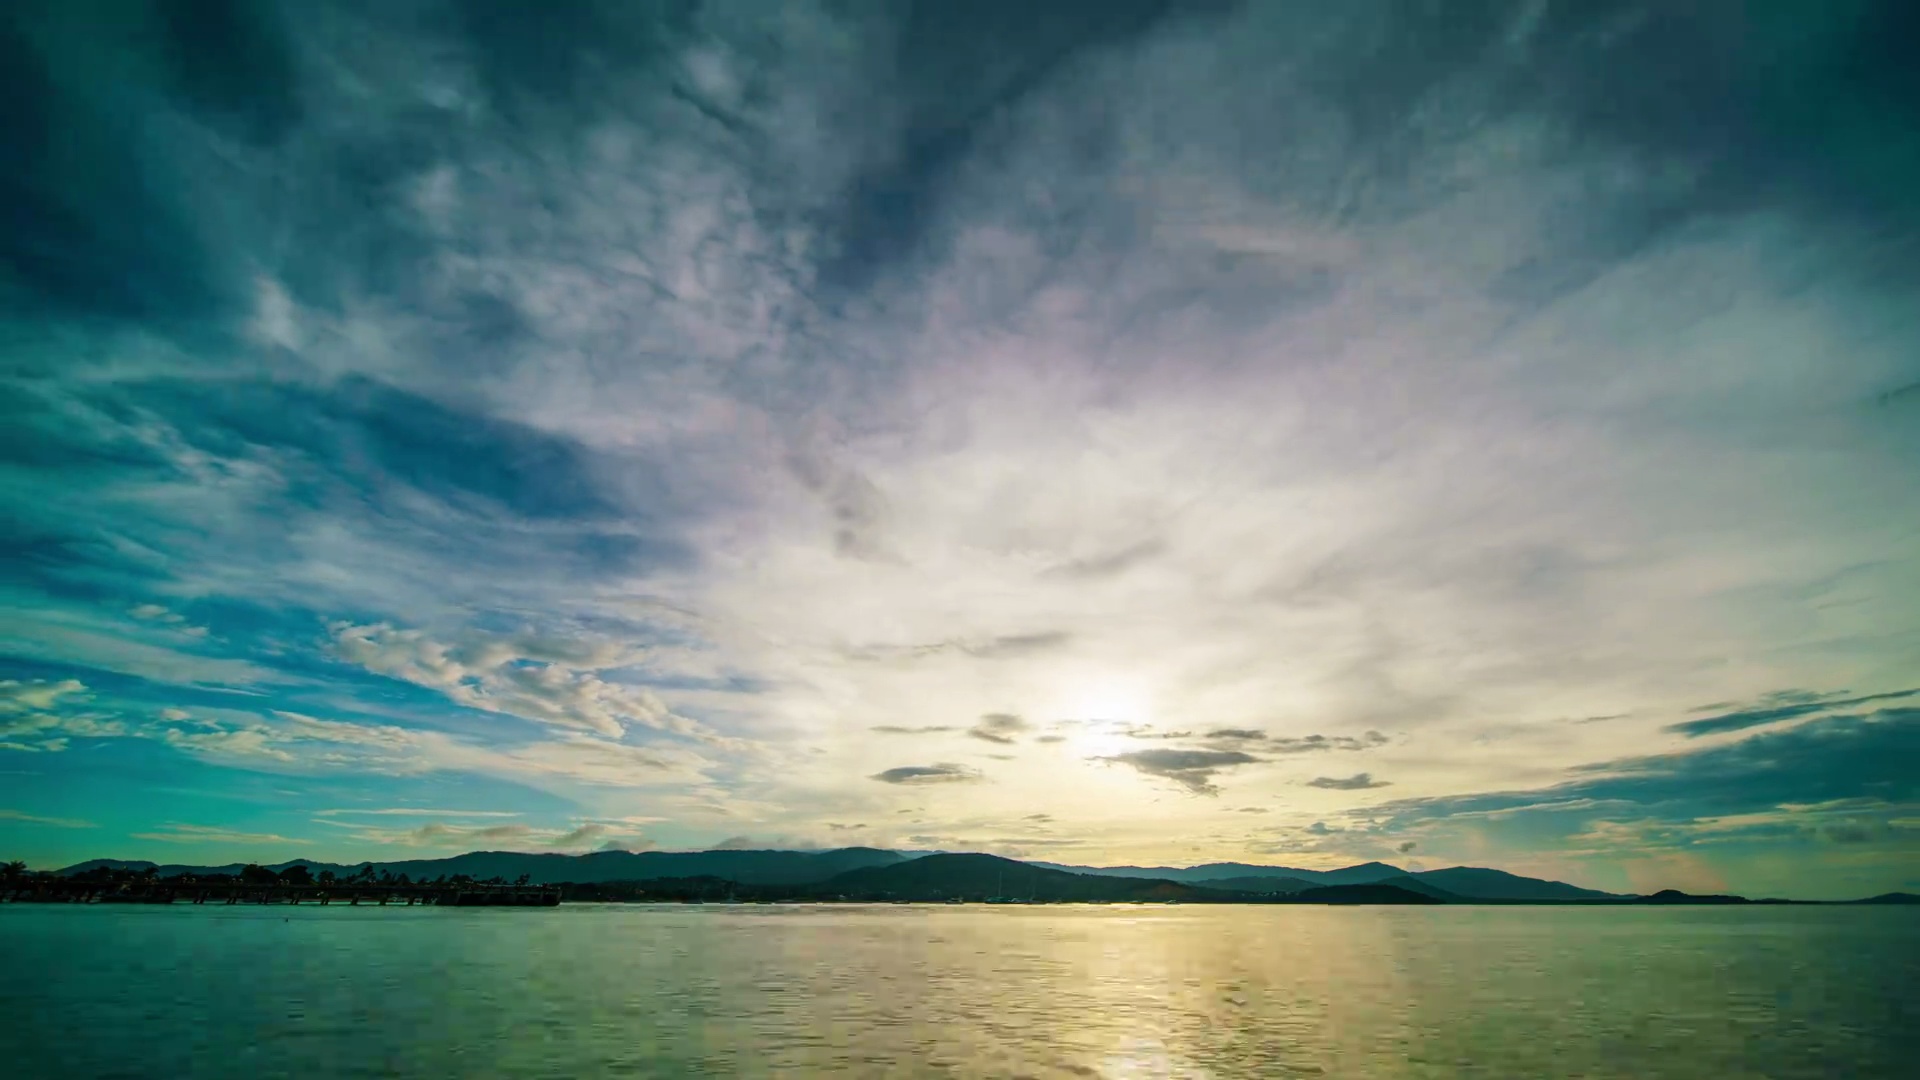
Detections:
[1633, 889, 1750, 904]
[1291, 883, 1446, 905]
[1035, 859, 1617, 899]
[55, 847, 905, 886]
[1198, 875, 1319, 895]
[817, 853, 1216, 902]
[1032, 860, 1404, 886]
[1410, 867, 1614, 901]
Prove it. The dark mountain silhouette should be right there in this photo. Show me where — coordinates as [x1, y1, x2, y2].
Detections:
[1411, 867, 1613, 901]
[1311, 862, 1414, 885]
[1292, 883, 1445, 904]
[67, 848, 1920, 903]
[1634, 889, 1750, 904]
[1032, 860, 1404, 885]
[806, 855, 1451, 904]
[56, 859, 163, 875]
[50, 850, 1620, 899]
[54, 847, 906, 886]
[1193, 875, 1319, 894]
[1035, 859, 1620, 899]
[817, 853, 1211, 902]
[1363, 874, 1462, 901]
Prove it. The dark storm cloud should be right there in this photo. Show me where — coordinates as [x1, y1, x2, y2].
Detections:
[1103, 748, 1258, 796]
[811, 0, 1199, 299]
[455, 0, 687, 108]
[1375, 708, 1920, 833]
[1665, 688, 1918, 738]
[870, 763, 982, 785]
[131, 376, 631, 522]
[155, 0, 305, 145]
[1307, 773, 1390, 790]
[0, 10, 236, 323]
[5, 373, 696, 613]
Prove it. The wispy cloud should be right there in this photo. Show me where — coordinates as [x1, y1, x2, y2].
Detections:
[967, 713, 1029, 745]
[1665, 689, 1919, 738]
[870, 764, 983, 786]
[1306, 773, 1391, 791]
[0, 809, 97, 829]
[1102, 749, 1260, 796]
[313, 808, 523, 818]
[131, 824, 305, 846]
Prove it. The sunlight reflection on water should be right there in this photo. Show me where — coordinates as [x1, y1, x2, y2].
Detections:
[3, 903, 1914, 1078]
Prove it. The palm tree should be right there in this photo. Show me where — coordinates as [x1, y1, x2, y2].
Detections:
[1, 860, 26, 884]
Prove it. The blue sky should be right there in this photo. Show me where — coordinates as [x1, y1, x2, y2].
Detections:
[3, 0, 1917, 898]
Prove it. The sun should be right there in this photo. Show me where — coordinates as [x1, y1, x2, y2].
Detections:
[1058, 677, 1152, 756]
[1067, 683, 1148, 726]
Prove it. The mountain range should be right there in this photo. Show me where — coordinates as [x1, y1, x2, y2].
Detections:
[51, 848, 1616, 899]
[43, 848, 1920, 904]
[1032, 859, 1616, 899]
[53, 846, 908, 886]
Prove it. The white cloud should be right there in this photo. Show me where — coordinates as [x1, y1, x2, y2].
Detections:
[130, 824, 304, 846]
[330, 622, 722, 742]
[0, 809, 97, 829]
[0, 679, 126, 749]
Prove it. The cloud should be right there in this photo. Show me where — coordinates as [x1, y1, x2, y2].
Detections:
[1041, 540, 1166, 580]
[162, 725, 294, 762]
[1665, 688, 1918, 738]
[849, 632, 1075, 664]
[331, 622, 719, 742]
[1370, 708, 1920, 860]
[130, 824, 304, 845]
[319, 817, 641, 852]
[967, 712, 1030, 745]
[1207, 729, 1389, 754]
[870, 725, 956, 735]
[313, 808, 523, 818]
[1269, 732, 1390, 754]
[0, 809, 97, 829]
[551, 823, 612, 849]
[1206, 728, 1267, 742]
[5, 2, 1919, 890]
[870, 763, 983, 786]
[0, 679, 125, 749]
[1103, 749, 1260, 796]
[1306, 773, 1391, 790]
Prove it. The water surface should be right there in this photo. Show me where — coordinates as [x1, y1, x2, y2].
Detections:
[3, 903, 1913, 1078]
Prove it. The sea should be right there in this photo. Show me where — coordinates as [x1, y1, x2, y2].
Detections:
[2, 903, 1913, 1078]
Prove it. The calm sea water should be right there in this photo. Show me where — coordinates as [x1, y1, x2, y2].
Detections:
[2, 903, 1913, 1078]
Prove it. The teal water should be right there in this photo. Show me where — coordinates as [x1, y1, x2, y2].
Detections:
[2, 904, 1913, 1078]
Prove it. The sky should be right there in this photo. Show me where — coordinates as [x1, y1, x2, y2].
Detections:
[2, 0, 1916, 899]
